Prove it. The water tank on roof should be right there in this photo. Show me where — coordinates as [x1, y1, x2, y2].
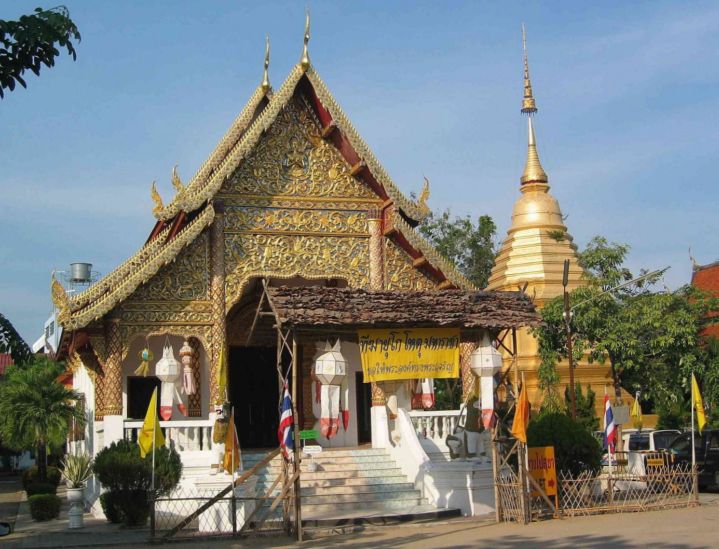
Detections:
[69, 263, 93, 284]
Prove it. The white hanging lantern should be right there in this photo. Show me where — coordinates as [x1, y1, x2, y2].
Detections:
[155, 341, 183, 420]
[315, 341, 347, 439]
[314, 340, 347, 386]
[179, 339, 196, 396]
[470, 333, 503, 379]
[471, 333, 502, 430]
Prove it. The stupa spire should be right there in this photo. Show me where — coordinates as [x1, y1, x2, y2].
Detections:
[300, 9, 311, 71]
[261, 35, 271, 92]
[520, 25, 548, 185]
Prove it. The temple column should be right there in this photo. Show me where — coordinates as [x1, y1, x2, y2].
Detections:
[101, 318, 124, 446]
[210, 201, 226, 407]
[188, 338, 202, 417]
[367, 208, 387, 408]
[460, 341, 478, 401]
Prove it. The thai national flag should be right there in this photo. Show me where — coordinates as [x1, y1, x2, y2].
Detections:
[603, 394, 616, 453]
[278, 385, 294, 461]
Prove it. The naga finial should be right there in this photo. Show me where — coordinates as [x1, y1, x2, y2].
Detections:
[419, 176, 430, 208]
[51, 273, 70, 326]
[521, 24, 537, 115]
[151, 181, 164, 215]
[262, 35, 271, 92]
[300, 8, 311, 71]
[171, 165, 184, 193]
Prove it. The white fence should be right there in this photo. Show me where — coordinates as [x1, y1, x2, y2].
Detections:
[124, 419, 214, 452]
[408, 409, 464, 450]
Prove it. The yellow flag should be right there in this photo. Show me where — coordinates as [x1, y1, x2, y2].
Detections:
[630, 395, 642, 429]
[217, 345, 227, 401]
[692, 373, 707, 434]
[223, 410, 241, 473]
[511, 385, 529, 444]
[139, 387, 165, 458]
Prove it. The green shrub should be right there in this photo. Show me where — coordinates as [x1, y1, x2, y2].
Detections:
[28, 494, 61, 521]
[25, 482, 57, 496]
[527, 412, 602, 476]
[99, 491, 123, 524]
[94, 439, 182, 526]
[22, 465, 61, 490]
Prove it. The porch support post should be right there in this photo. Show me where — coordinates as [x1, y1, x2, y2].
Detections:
[210, 201, 226, 406]
[367, 208, 386, 408]
[188, 338, 202, 417]
[102, 317, 124, 446]
[460, 341, 477, 401]
[103, 318, 123, 417]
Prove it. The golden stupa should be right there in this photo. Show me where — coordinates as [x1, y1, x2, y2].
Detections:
[486, 29, 613, 419]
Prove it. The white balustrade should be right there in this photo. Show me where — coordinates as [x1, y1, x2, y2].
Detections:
[123, 419, 214, 452]
[408, 409, 464, 448]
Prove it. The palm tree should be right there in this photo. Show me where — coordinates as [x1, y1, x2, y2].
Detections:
[0, 358, 85, 481]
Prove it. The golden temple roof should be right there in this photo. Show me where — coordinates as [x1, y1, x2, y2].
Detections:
[520, 117, 548, 184]
[53, 47, 468, 332]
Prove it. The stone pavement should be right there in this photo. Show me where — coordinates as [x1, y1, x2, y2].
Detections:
[1, 470, 717, 549]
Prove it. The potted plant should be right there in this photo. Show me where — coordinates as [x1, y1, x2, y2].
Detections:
[61, 454, 93, 528]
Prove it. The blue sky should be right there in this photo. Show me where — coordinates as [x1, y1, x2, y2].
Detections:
[1, 1, 718, 344]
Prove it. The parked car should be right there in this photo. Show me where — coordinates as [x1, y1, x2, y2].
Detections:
[623, 429, 681, 452]
[668, 429, 719, 489]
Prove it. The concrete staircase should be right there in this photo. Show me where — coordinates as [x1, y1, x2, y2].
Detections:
[245, 447, 461, 526]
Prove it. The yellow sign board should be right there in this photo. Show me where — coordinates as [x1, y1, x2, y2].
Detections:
[528, 446, 557, 497]
[357, 328, 460, 382]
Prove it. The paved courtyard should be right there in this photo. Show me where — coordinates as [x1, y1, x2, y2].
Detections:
[1, 471, 717, 549]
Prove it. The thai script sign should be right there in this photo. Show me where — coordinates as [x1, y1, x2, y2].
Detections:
[528, 446, 557, 497]
[357, 328, 460, 382]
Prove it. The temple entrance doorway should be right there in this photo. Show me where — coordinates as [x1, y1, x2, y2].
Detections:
[228, 346, 279, 449]
[355, 372, 372, 444]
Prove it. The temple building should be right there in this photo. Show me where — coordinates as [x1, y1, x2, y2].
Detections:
[486, 32, 614, 418]
[52, 21, 545, 523]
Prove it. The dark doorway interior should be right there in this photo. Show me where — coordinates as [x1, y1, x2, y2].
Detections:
[127, 376, 161, 420]
[356, 371, 372, 444]
[229, 346, 279, 449]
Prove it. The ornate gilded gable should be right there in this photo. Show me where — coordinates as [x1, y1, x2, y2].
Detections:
[128, 232, 210, 302]
[220, 97, 378, 203]
[385, 239, 437, 291]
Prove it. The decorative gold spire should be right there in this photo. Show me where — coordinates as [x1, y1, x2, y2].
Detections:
[300, 9, 310, 71]
[520, 26, 547, 184]
[261, 35, 271, 92]
[521, 24, 537, 115]
[521, 117, 548, 184]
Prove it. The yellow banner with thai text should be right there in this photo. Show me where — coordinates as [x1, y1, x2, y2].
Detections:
[357, 328, 460, 382]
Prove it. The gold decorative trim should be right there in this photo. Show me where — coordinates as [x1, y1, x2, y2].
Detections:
[154, 85, 270, 220]
[63, 205, 215, 330]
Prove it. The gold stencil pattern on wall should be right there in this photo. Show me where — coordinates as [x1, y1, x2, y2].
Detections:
[220, 98, 376, 201]
[224, 207, 368, 235]
[224, 234, 369, 307]
[384, 239, 438, 291]
[130, 233, 210, 301]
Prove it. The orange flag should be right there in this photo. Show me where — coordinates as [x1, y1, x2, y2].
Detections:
[223, 409, 241, 473]
[511, 384, 529, 444]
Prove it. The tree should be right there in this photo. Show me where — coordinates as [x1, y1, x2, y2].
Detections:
[565, 383, 599, 432]
[534, 236, 719, 417]
[0, 312, 33, 366]
[0, 6, 81, 98]
[0, 357, 85, 481]
[418, 209, 497, 288]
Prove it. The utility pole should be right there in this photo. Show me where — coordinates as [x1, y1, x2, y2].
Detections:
[562, 259, 576, 420]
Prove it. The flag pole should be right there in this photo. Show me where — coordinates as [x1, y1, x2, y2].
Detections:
[151, 387, 157, 492]
[691, 373, 696, 469]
